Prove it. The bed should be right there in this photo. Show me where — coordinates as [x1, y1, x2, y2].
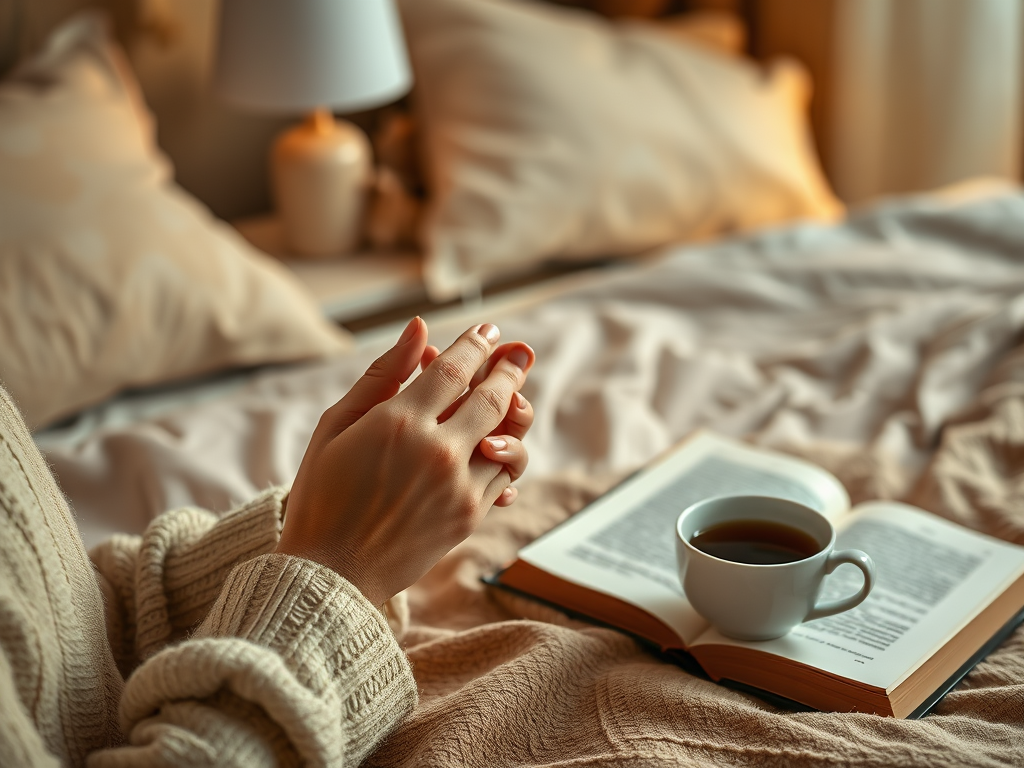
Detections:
[5, 0, 1024, 766]
[29, 180, 1024, 765]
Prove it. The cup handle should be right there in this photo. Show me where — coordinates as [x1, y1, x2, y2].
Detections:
[804, 549, 876, 622]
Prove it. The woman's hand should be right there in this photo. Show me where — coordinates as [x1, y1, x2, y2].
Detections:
[276, 317, 535, 605]
[480, 387, 533, 507]
[422, 340, 535, 507]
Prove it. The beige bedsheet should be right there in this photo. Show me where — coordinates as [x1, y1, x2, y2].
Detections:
[40, 184, 1024, 765]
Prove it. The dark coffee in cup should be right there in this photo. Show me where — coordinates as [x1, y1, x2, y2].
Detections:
[677, 496, 876, 640]
[689, 518, 822, 565]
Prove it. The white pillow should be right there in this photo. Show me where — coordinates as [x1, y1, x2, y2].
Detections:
[0, 14, 349, 429]
[399, 0, 843, 300]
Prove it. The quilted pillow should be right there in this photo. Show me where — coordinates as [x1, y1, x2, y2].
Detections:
[0, 14, 349, 430]
[400, 0, 843, 299]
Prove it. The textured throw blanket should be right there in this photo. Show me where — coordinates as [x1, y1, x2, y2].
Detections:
[371, 397, 1024, 767]
[40, 185, 1024, 766]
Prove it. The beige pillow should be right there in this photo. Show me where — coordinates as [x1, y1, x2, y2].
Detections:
[0, 14, 349, 430]
[399, 0, 843, 300]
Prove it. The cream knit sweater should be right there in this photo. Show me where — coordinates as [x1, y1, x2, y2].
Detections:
[0, 385, 417, 766]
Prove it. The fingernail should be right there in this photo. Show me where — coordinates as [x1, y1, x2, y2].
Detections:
[477, 323, 500, 344]
[398, 317, 419, 345]
[485, 436, 508, 451]
[514, 392, 527, 409]
[508, 348, 529, 370]
[502, 487, 515, 500]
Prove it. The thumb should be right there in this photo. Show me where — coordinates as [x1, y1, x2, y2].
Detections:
[320, 317, 428, 437]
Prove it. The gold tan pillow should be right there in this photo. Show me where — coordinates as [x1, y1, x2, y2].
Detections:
[0, 14, 349, 430]
[399, 0, 843, 300]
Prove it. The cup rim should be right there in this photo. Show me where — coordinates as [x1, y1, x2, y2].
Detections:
[675, 494, 835, 569]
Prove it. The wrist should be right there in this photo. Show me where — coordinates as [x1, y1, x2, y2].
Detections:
[273, 534, 388, 606]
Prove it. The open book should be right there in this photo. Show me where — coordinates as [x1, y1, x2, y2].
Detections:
[492, 433, 1024, 718]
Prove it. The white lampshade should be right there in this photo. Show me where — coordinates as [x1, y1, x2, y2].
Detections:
[215, 0, 412, 114]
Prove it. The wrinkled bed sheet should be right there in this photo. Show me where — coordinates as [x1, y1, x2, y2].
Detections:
[40, 185, 1024, 766]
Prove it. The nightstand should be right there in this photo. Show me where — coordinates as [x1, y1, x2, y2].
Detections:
[233, 215, 427, 326]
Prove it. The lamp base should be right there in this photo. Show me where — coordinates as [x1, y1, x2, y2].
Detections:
[271, 108, 372, 258]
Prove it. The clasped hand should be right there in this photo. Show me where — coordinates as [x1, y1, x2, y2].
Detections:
[277, 318, 535, 605]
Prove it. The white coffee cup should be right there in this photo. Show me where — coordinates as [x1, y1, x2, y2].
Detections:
[675, 495, 875, 641]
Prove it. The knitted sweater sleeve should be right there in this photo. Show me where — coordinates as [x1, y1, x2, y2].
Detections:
[1, 378, 415, 766]
[87, 495, 417, 766]
[90, 554, 417, 767]
[89, 489, 291, 677]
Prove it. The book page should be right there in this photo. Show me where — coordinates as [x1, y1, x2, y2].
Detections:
[518, 432, 851, 646]
[692, 503, 1024, 690]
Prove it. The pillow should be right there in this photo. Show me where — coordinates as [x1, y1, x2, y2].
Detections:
[398, 0, 843, 300]
[0, 13, 349, 430]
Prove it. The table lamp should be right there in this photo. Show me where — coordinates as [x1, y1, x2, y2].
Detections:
[215, 0, 411, 258]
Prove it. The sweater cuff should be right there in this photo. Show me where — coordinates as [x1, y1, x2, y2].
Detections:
[195, 552, 417, 761]
[126, 487, 287, 659]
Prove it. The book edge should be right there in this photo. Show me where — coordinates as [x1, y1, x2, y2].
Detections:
[485, 566, 1024, 718]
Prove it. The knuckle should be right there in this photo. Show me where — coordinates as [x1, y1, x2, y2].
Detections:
[476, 385, 508, 420]
[452, 498, 479, 537]
[386, 406, 416, 437]
[365, 354, 390, 378]
[431, 356, 468, 392]
[460, 494, 479, 519]
[430, 442, 462, 473]
[461, 331, 490, 358]
[375, 402, 422, 449]
[498, 363, 522, 390]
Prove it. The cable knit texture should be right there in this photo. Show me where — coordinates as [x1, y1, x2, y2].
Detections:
[0, 386, 417, 766]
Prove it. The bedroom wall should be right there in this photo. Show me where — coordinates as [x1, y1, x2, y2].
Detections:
[1, 0, 292, 219]
[4, 0, 1021, 215]
[121, 0, 293, 220]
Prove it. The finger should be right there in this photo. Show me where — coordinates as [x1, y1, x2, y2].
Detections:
[447, 343, 535, 441]
[493, 486, 518, 507]
[436, 389, 469, 425]
[479, 435, 528, 482]
[420, 345, 439, 371]
[403, 323, 502, 414]
[497, 392, 533, 441]
[319, 316, 427, 436]
[434, 343, 522, 425]
[466, 342, 522, 390]
[483, 465, 513, 508]
[466, 450, 510, 513]
[439, 387, 531, 434]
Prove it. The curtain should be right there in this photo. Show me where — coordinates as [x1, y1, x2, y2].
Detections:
[757, 0, 1023, 204]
